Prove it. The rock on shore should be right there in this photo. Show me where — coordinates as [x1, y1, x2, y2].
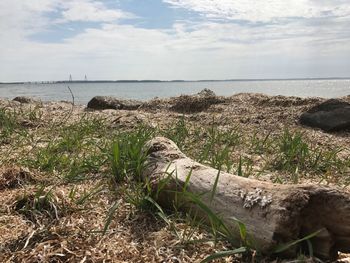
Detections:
[300, 99, 350, 132]
[13, 96, 41, 104]
[87, 96, 142, 110]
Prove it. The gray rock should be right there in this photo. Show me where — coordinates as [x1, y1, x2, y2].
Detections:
[300, 99, 350, 131]
[197, 88, 216, 97]
[13, 96, 41, 104]
[87, 96, 142, 110]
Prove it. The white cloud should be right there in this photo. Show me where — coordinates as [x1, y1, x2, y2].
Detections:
[163, 0, 350, 22]
[0, 0, 58, 38]
[61, 0, 135, 22]
[0, 0, 133, 39]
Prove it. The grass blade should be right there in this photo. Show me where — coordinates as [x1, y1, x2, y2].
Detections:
[273, 229, 322, 253]
[210, 168, 221, 202]
[201, 247, 247, 263]
[103, 199, 121, 235]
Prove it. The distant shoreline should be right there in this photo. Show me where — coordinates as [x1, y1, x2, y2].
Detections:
[1, 77, 350, 85]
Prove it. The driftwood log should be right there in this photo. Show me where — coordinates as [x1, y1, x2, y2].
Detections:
[143, 137, 350, 260]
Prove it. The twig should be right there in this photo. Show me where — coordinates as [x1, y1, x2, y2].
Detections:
[23, 230, 36, 249]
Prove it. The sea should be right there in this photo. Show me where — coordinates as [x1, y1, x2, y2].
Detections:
[0, 79, 349, 105]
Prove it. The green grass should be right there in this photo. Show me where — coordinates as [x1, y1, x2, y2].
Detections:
[161, 119, 348, 183]
[3, 107, 348, 200]
[248, 131, 274, 154]
[270, 129, 348, 183]
[0, 107, 19, 143]
[110, 125, 155, 183]
[20, 116, 109, 182]
[274, 129, 310, 173]
[0, 105, 45, 145]
[161, 116, 189, 151]
[13, 185, 59, 222]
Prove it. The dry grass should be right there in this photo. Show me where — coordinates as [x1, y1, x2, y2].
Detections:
[0, 93, 349, 262]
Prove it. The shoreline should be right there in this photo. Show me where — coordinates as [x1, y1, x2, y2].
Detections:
[1, 76, 350, 85]
[1, 91, 350, 106]
[1, 78, 350, 104]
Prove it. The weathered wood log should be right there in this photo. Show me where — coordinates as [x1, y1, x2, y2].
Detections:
[143, 137, 350, 260]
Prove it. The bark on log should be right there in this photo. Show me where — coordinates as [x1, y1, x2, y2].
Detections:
[143, 137, 350, 260]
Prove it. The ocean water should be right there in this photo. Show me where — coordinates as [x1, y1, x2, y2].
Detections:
[0, 79, 349, 105]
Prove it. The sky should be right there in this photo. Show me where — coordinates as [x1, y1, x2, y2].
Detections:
[1, 0, 350, 82]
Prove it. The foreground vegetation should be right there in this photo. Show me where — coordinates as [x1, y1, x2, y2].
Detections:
[0, 100, 349, 262]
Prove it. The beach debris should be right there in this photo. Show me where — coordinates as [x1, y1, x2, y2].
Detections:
[13, 96, 41, 104]
[170, 89, 226, 113]
[143, 136, 350, 260]
[300, 99, 350, 131]
[197, 88, 216, 97]
[87, 96, 142, 110]
[257, 95, 321, 107]
[0, 166, 34, 190]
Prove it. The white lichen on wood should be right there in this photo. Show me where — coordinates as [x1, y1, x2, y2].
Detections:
[239, 188, 272, 209]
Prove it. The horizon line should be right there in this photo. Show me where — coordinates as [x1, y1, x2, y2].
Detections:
[1, 76, 350, 84]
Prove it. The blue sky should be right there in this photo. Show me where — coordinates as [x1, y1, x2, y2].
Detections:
[1, 0, 350, 82]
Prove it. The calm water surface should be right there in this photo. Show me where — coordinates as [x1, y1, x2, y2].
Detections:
[0, 79, 349, 105]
